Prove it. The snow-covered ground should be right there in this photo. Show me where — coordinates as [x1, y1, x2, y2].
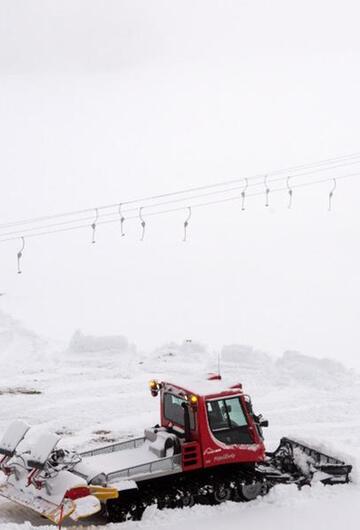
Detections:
[0, 311, 359, 529]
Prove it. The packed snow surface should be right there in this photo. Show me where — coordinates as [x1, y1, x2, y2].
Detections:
[0, 316, 359, 529]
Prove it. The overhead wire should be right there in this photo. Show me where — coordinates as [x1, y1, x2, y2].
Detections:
[0, 172, 356, 244]
[1, 151, 360, 232]
[1, 162, 360, 241]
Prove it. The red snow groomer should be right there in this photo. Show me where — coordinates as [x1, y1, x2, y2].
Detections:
[0, 378, 352, 524]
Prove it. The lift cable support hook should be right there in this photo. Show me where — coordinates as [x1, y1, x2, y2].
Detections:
[241, 178, 248, 211]
[264, 175, 270, 207]
[183, 206, 192, 242]
[91, 208, 99, 244]
[328, 178, 337, 211]
[118, 203, 125, 237]
[286, 176, 293, 209]
[17, 236, 25, 274]
[139, 207, 146, 241]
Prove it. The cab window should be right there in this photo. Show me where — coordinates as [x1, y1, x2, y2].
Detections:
[226, 397, 248, 427]
[164, 393, 195, 429]
[206, 397, 252, 445]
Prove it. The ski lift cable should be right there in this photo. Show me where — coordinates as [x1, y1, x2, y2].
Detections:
[0, 152, 360, 231]
[1, 164, 360, 241]
[0, 172, 356, 244]
[0, 155, 359, 235]
[0, 173, 355, 244]
[3, 154, 360, 230]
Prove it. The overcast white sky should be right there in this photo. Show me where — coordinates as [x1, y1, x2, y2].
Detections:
[0, 1, 359, 368]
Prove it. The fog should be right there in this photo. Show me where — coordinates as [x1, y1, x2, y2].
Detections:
[0, 1, 359, 368]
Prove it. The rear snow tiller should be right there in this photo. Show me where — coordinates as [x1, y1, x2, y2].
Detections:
[0, 379, 352, 524]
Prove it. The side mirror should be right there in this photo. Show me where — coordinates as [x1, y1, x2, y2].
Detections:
[259, 418, 269, 428]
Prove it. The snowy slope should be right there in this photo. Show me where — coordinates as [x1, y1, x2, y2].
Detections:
[0, 310, 50, 366]
[0, 317, 359, 529]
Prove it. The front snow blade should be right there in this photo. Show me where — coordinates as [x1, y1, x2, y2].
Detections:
[267, 437, 352, 485]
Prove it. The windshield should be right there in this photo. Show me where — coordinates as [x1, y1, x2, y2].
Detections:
[206, 397, 253, 445]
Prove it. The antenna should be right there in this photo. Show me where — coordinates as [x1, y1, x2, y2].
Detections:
[207, 351, 222, 380]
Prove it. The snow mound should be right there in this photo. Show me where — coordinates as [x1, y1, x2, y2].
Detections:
[150, 339, 208, 363]
[276, 350, 356, 389]
[142, 340, 210, 375]
[221, 344, 271, 366]
[68, 329, 136, 354]
[153, 339, 207, 357]
[218, 345, 358, 391]
[219, 344, 277, 391]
